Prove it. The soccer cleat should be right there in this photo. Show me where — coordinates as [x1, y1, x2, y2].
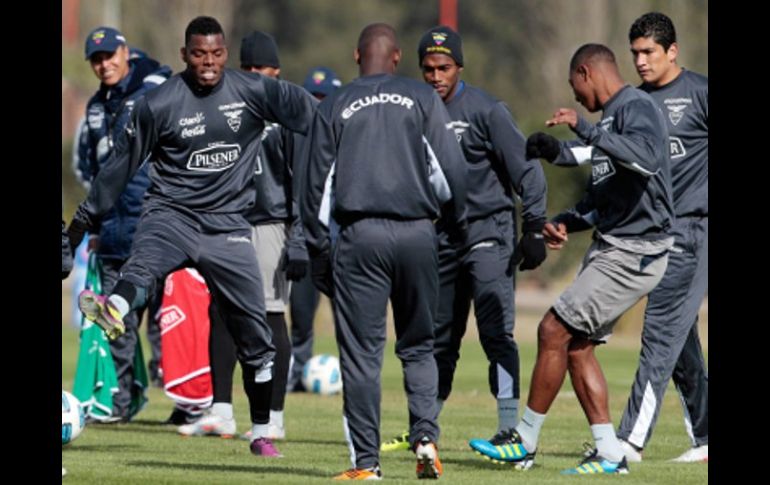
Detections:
[562, 446, 629, 475]
[381, 431, 410, 452]
[62, 467, 67, 477]
[250, 437, 283, 457]
[619, 439, 643, 463]
[415, 437, 443, 479]
[78, 289, 126, 340]
[468, 428, 536, 469]
[177, 413, 236, 438]
[333, 465, 383, 480]
[671, 444, 708, 463]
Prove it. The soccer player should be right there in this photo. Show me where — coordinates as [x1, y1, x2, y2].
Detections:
[382, 25, 548, 453]
[178, 29, 312, 442]
[616, 12, 709, 464]
[471, 44, 674, 475]
[301, 23, 468, 480]
[66, 16, 316, 457]
[74, 27, 171, 422]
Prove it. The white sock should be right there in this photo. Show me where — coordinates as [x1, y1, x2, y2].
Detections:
[591, 423, 624, 462]
[254, 361, 273, 383]
[211, 402, 233, 420]
[497, 398, 519, 432]
[107, 294, 129, 318]
[516, 406, 546, 452]
[269, 410, 284, 428]
[251, 423, 269, 441]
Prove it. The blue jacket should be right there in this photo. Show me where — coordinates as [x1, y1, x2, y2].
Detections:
[75, 52, 171, 260]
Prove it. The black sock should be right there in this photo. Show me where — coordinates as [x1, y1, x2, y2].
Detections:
[267, 312, 290, 411]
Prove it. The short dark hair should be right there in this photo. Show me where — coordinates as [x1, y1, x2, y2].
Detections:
[629, 12, 677, 51]
[357, 23, 398, 53]
[570, 43, 616, 72]
[185, 16, 224, 45]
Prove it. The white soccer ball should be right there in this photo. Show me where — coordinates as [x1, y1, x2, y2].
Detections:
[62, 390, 85, 445]
[302, 354, 342, 395]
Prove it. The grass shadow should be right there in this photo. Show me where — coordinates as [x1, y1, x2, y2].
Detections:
[129, 460, 326, 478]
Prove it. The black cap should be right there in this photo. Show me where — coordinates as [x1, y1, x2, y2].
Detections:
[417, 25, 463, 66]
[240, 31, 280, 68]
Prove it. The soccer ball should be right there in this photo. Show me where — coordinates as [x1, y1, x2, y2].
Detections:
[302, 354, 342, 395]
[62, 390, 85, 445]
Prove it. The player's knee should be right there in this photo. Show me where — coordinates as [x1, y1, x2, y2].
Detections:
[537, 312, 571, 348]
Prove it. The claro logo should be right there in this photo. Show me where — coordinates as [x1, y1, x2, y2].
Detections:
[187, 144, 241, 172]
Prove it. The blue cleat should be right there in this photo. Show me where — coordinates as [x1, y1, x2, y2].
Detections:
[561, 447, 629, 475]
[468, 428, 535, 469]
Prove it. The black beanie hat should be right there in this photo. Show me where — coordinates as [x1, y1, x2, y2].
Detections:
[417, 25, 463, 66]
[240, 31, 280, 68]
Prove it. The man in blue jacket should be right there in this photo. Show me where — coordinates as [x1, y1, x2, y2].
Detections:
[75, 26, 171, 422]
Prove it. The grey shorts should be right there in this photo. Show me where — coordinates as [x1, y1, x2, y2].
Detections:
[553, 238, 669, 341]
[251, 223, 289, 313]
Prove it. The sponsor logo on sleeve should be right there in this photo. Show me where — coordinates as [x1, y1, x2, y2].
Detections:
[226, 235, 251, 243]
[599, 116, 614, 132]
[591, 155, 616, 185]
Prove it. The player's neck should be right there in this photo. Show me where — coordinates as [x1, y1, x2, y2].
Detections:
[652, 64, 682, 89]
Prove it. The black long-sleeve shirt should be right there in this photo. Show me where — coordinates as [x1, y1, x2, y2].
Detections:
[80, 68, 316, 231]
[641, 69, 707, 217]
[444, 82, 547, 226]
[552, 85, 674, 241]
[301, 73, 468, 255]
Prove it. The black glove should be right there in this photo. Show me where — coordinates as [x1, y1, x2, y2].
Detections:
[282, 246, 309, 282]
[310, 250, 334, 297]
[66, 205, 92, 256]
[510, 219, 547, 273]
[526, 132, 560, 162]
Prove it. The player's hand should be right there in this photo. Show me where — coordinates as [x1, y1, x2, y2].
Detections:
[282, 246, 309, 282]
[310, 250, 333, 297]
[525, 132, 560, 162]
[66, 206, 92, 256]
[543, 222, 568, 250]
[509, 219, 547, 273]
[545, 108, 578, 128]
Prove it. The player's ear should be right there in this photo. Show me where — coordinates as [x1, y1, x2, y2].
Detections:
[666, 42, 679, 63]
[576, 64, 589, 82]
[392, 48, 402, 67]
[354, 48, 361, 65]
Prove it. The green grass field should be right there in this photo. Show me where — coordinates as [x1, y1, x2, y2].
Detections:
[62, 317, 708, 484]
